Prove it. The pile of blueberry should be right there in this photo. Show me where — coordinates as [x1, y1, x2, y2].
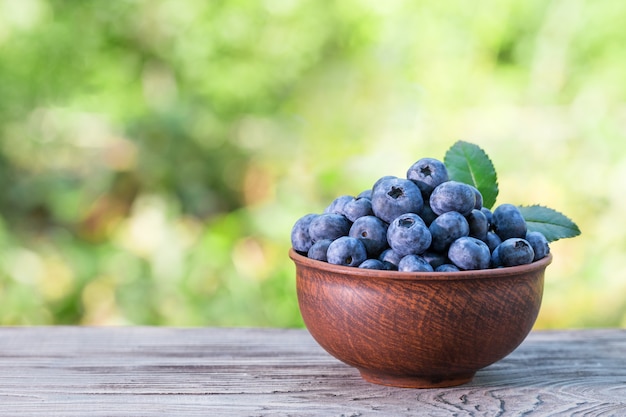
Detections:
[291, 158, 550, 272]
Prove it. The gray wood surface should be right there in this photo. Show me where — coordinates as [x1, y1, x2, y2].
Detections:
[0, 327, 624, 416]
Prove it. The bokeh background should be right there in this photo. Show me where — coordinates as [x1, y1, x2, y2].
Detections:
[0, 0, 624, 328]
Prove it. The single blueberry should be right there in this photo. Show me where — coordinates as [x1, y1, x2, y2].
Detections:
[485, 231, 502, 253]
[492, 204, 527, 241]
[429, 211, 470, 252]
[308, 213, 351, 243]
[371, 177, 423, 224]
[448, 236, 491, 270]
[398, 254, 435, 272]
[343, 197, 373, 222]
[324, 195, 354, 215]
[481, 207, 493, 227]
[466, 209, 489, 241]
[435, 263, 460, 272]
[357, 189, 373, 200]
[372, 175, 398, 192]
[419, 203, 438, 226]
[493, 238, 535, 267]
[429, 181, 476, 216]
[406, 157, 449, 197]
[291, 213, 319, 253]
[349, 215, 388, 258]
[378, 248, 402, 269]
[469, 185, 483, 210]
[525, 231, 550, 261]
[307, 239, 333, 262]
[491, 245, 502, 268]
[326, 236, 368, 267]
[358, 259, 387, 270]
[387, 213, 432, 257]
[422, 251, 448, 269]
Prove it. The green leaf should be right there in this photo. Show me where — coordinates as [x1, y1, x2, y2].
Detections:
[518, 205, 581, 242]
[444, 140, 499, 209]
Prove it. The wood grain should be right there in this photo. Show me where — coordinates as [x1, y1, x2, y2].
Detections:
[0, 327, 624, 416]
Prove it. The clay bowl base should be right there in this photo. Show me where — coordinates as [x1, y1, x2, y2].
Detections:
[358, 369, 475, 388]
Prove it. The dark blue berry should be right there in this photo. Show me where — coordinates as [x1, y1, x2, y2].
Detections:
[343, 197, 373, 222]
[387, 213, 432, 256]
[429, 211, 470, 252]
[307, 239, 333, 262]
[326, 236, 367, 267]
[466, 209, 489, 241]
[485, 231, 502, 253]
[492, 204, 527, 241]
[358, 259, 387, 270]
[525, 231, 550, 261]
[406, 157, 449, 197]
[430, 181, 476, 216]
[422, 251, 448, 269]
[448, 236, 491, 270]
[324, 195, 353, 215]
[493, 238, 534, 267]
[291, 213, 319, 253]
[481, 207, 493, 227]
[357, 189, 373, 199]
[398, 254, 434, 272]
[419, 203, 438, 226]
[349, 215, 388, 258]
[435, 264, 460, 272]
[469, 185, 483, 210]
[378, 248, 402, 269]
[308, 213, 351, 243]
[371, 177, 423, 223]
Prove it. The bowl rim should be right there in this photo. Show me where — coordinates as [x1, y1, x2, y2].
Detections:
[289, 248, 552, 282]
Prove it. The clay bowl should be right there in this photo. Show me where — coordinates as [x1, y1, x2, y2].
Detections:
[290, 248, 552, 388]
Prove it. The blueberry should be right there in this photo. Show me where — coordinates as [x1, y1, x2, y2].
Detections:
[466, 209, 489, 241]
[525, 231, 550, 261]
[435, 264, 460, 272]
[398, 254, 434, 272]
[291, 213, 319, 253]
[448, 236, 491, 270]
[491, 245, 502, 268]
[324, 195, 354, 215]
[422, 251, 448, 269]
[358, 259, 387, 270]
[307, 239, 333, 262]
[343, 196, 373, 222]
[372, 175, 398, 191]
[485, 231, 502, 253]
[326, 236, 368, 267]
[406, 157, 449, 197]
[308, 213, 351, 243]
[357, 189, 373, 200]
[492, 204, 527, 241]
[419, 203, 438, 226]
[469, 185, 483, 210]
[349, 215, 388, 258]
[429, 211, 470, 252]
[481, 207, 493, 227]
[387, 213, 432, 256]
[371, 177, 423, 223]
[378, 248, 402, 269]
[429, 181, 476, 216]
[493, 238, 535, 267]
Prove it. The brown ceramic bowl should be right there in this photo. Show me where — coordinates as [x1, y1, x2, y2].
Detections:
[290, 248, 552, 388]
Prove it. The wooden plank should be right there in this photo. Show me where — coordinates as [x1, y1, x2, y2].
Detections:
[0, 327, 624, 416]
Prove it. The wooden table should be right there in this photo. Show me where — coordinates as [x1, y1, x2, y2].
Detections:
[0, 327, 624, 416]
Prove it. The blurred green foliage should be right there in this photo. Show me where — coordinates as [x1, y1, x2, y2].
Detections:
[0, 0, 625, 327]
